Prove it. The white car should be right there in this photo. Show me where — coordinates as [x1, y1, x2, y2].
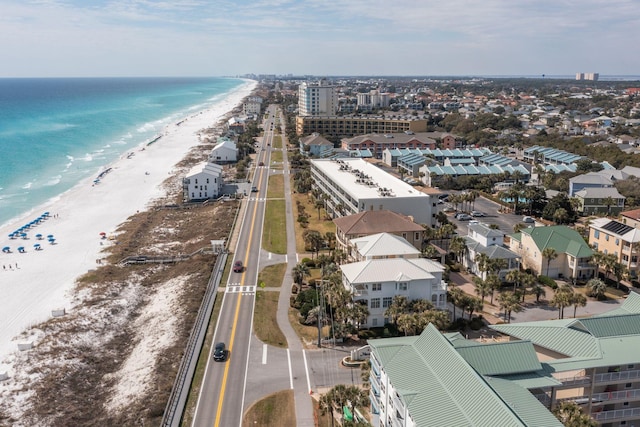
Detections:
[522, 216, 535, 224]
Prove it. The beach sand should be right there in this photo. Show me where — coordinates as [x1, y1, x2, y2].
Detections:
[0, 79, 257, 365]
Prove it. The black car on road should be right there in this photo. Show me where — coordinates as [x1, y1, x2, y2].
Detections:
[213, 342, 227, 362]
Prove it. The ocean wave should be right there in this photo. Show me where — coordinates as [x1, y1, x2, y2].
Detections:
[137, 122, 157, 133]
[22, 182, 33, 190]
[82, 153, 93, 162]
[44, 175, 62, 187]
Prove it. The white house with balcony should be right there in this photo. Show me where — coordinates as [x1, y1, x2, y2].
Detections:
[463, 223, 520, 280]
[340, 257, 446, 328]
[184, 161, 223, 201]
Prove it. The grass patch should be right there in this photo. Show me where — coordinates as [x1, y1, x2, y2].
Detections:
[605, 286, 627, 299]
[242, 390, 295, 427]
[267, 174, 284, 199]
[263, 199, 287, 254]
[292, 190, 336, 254]
[272, 135, 283, 149]
[257, 263, 287, 288]
[254, 290, 287, 348]
[181, 291, 225, 426]
[271, 150, 283, 165]
[288, 307, 330, 348]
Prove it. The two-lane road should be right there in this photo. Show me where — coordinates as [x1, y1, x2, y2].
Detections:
[191, 110, 275, 427]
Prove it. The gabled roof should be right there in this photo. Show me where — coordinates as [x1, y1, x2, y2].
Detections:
[517, 226, 593, 258]
[300, 133, 333, 146]
[468, 223, 504, 239]
[340, 257, 443, 283]
[569, 171, 613, 185]
[590, 218, 640, 243]
[574, 186, 625, 199]
[465, 239, 521, 260]
[186, 161, 224, 177]
[595, 292, 640, 317]
[350, 232, 420, 258]
[333, 209, 424, 235]
[368, 325, 561, 427]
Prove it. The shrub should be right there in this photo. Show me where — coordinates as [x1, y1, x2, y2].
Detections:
[538, 275, 558, 289]
[469, 316, 485, 331]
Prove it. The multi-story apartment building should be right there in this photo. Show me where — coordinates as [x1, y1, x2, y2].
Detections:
[183, 161, 223, 201]
[368, 294, 640, 427]
[333, 210, 426, 259]
[310, 158, 439, 226]
[356, 90, 391, 108]
[508, 225, 595, 280]
[589, 217, 640, 280]
[298, 80, 337, 116]
[343, 133, 436, 160]
[295, 115, 428, 138]
[341, 257, 447, 328]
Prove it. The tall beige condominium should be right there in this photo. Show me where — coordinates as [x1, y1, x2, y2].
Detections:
[298, 80, 337, 116]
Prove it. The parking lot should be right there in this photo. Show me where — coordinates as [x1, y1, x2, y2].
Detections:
[445, 195, 524, 235]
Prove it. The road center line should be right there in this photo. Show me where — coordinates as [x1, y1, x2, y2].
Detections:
[262, 344, 267, 364]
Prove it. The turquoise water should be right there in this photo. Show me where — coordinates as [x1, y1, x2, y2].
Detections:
[0, 77, 245, 227]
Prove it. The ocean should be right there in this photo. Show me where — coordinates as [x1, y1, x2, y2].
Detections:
[0, 77, 246, 227]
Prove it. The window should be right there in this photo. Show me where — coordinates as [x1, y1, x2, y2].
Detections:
[626, 383, 633, 388]
[398, 282, 408, 291]
[372, 318, 378, 326]
[415, 232, 420, 240]
[616, 238, 620, 245]
[370, 298, 381, 309]
[605, 234, 609, 241]
[206, 178, 209, 184]
[195, 179, 198, 184]
[594, 230, 600, 239]
[372, 283, 382, 291]
[383, 297, 392, 308]
[432, 295, 438, 304]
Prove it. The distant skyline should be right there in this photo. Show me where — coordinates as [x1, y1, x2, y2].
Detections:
[1, 0, 639, 78]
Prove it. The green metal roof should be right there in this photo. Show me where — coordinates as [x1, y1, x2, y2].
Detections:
[369, 324, 535, 426]
[494, 372, 562, 389]
[576, 314, 640, 337]
[491, 321, 601, 358]
[595, 292, 640, 317]
[517, 225, 593, 258]
[455, 341, 542, 376]
[485, 377, 564, 427]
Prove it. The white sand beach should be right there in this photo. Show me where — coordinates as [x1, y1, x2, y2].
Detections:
[0, 80, 256, 365]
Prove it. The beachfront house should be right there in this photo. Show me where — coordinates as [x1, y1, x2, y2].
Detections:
[184, 161, 223, 201]
[208, 137, 237, 164]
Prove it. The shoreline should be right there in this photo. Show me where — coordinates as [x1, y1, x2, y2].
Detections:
[0, 79, 257, 364]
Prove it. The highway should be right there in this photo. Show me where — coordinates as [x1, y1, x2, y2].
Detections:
[191, 107, 276, 427]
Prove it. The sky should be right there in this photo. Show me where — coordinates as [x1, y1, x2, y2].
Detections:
[1, 0, 639, 78]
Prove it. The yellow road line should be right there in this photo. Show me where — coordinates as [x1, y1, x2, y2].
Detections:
[213, 132, 269, 426]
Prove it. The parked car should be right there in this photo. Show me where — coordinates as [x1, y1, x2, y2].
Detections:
[213, 342, 227, 362]
[522, 216, 535, 224]
[233, 260, 243, 272]
[469, 220, 480, 225]
[251, 187, 258, 193]
[471, 211, 484, 217]
[443, 207, 455, 213]
[258, 161, 264, 166]
[457, 214, 472, 221]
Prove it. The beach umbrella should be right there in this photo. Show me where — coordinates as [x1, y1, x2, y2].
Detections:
[2, 246, 10, 253]
[99, 232, 107, 237]
[20, 233, 27, 239]
[17, 246, 25, 252]
[9, 234, 16, 239]
[34, 243, 41, 249]
[36, 233, 43, 239]
[47, 234, 54, 238]
[44, 212, 50, 216]
[48, 238, 56, 244]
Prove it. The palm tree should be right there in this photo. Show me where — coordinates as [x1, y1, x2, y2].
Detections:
[541, 247, 558, 277]
[497, 292, 522, 323]
[385, 295, 409, 328]
[553, 207, 569, 225]
[473, 276, 491, 302]
[475, 253, 490, 279]
[505, 269, 522, 293]
[602, 196, 616, 215]
[571, 292, 587, 318]
[586, 278, 607, 299]
[530, 283, 546, 303]
[466, 297, 484, 319]
[292, 262, 310, 285]
[448, 287, 464, 321]
[485, 274, 501, 305]
[552, 401, 597, 427]
[613, 261, 628, 289]
[551, 285, 574, 319]
[449, 236, 467, 264]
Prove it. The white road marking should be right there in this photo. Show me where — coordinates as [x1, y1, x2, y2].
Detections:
[262, 344, 268, 364]
[303, 349, 312, 394]
[268, 252, 272, 260]
[287, 348, 294, 389]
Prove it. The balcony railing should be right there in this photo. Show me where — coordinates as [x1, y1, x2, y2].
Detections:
[594, 407, 640, 422]
[595, 369, 640, 383]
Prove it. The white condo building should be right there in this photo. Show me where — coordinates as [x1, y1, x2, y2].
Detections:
[310, 158, 439, 227]
[208, 137, 238, 164]
[298, 80, 338, 116]
[184, 161, 223, 201]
